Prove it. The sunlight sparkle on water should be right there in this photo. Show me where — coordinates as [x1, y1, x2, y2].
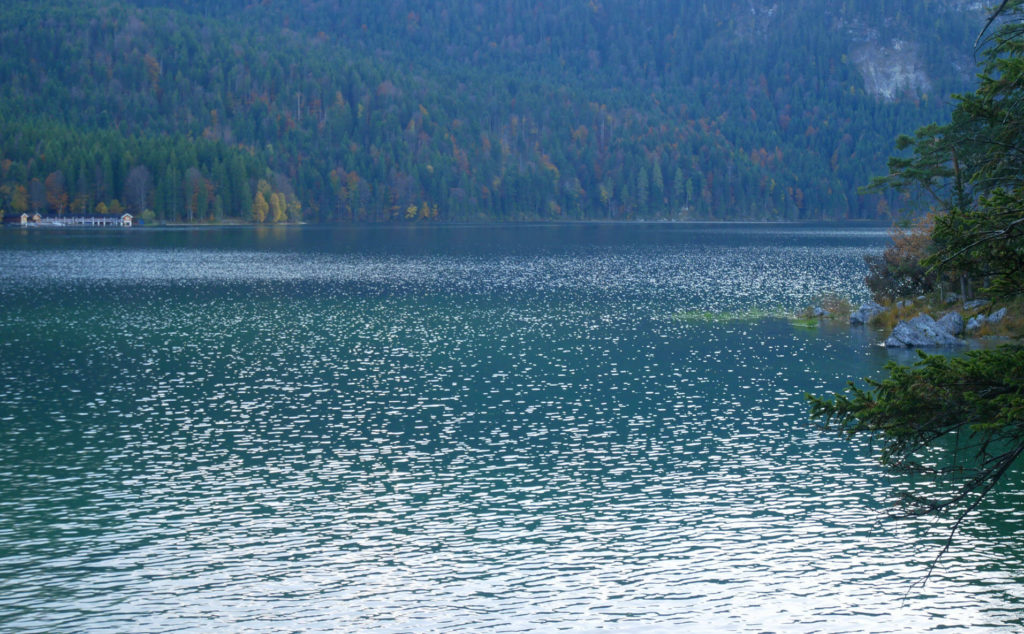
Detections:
[0, 224, 1021, 632]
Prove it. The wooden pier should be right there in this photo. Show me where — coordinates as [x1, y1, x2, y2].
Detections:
[5, 213, 134, 227]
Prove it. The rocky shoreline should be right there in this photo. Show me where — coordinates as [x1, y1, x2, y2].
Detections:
[844, 299, 1009, 348]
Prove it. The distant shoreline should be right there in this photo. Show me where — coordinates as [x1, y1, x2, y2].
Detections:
[11, 218, 889, 229]
[97, 218, 897, 228]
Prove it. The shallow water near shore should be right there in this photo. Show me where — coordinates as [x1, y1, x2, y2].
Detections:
[1, 223, 1021, 632]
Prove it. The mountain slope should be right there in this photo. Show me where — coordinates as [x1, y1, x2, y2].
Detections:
[0, 0, 983, 223]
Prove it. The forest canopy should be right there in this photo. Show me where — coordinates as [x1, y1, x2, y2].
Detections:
[0, 0, 981, 223]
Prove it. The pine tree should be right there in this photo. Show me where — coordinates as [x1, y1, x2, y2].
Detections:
[636, 167, 648, 212]
[673, 167, 685, 213]
[651, 159, 664, 212]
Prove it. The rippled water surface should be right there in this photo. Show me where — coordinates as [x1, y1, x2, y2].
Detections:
[1, 223, 1021, 632]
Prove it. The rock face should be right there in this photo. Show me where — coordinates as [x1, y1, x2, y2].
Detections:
[849, 301, 884, 325]
[851, 41, 932, 102]
[967, 307, 1008, 333]
[936, 311, 965, 337]
[877, 302, 1008, 345]
[963, 299, 990, 311]
[811, 306, 830, 318]
[885, 314, 966, 347]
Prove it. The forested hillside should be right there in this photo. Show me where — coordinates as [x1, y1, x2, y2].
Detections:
[0, 0, 982, 223]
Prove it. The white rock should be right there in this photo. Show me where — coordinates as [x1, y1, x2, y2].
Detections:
[885, 313, 965, 347]
[967, 307, 1008, 333]
[966, 315, 986, 333]
[850, 301, 885, 325]
[936, 311, 964, 336]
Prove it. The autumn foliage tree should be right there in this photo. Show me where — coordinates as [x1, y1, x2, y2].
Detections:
[44, 171, 68, 215]
[863, 214, 939, 302]
[270, 192, 287, 223]
[252, 191, 269, 223]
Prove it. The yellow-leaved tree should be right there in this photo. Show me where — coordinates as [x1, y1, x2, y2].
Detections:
[252, 191, 269, 223]
[270, 192, 287, 223]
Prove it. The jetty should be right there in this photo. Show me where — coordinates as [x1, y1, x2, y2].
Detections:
[3, 212, 133, 227]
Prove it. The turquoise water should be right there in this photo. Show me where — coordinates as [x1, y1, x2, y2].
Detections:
[0, 223, 1021, 631]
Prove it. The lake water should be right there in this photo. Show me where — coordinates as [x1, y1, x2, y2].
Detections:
[0, 223, 1021, 632]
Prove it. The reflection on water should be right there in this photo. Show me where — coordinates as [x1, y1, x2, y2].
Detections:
[0, 224, 1020, 632]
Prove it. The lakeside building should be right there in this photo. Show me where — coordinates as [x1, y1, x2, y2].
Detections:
[2, 212, 42, 225]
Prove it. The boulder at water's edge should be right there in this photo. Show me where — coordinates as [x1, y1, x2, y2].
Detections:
[936, 311, 965, 337]
[885, 314, 966, 347]
[967, 307, 1008, 333]
[849, 301, 884, 325]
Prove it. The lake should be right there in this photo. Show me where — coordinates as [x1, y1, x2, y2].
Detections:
[0, 223, 1021, 632]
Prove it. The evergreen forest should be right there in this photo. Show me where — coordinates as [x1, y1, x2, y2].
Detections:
[0, 0, 984, 223]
